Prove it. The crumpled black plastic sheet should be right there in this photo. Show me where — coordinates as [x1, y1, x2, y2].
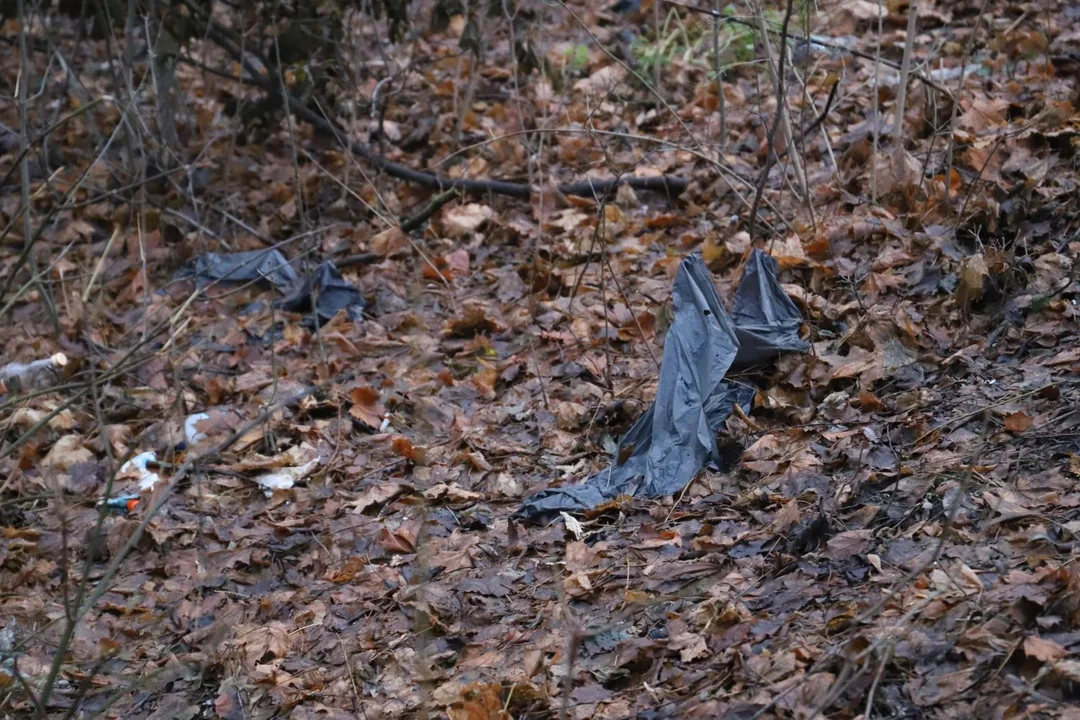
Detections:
[182, 249, 300, 290]
[177, 250, 365, 327]
[276, 261, 366, 326]
[517, 249, 808, 520]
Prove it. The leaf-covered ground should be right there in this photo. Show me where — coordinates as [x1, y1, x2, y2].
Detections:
[3, 0, 1080, 717]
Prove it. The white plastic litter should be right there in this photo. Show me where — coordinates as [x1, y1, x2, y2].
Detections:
[561, 512, 584, 540]
[120, 451, 162, 491]
[184, 412, 212, 446]
[253, 458, 319, 497]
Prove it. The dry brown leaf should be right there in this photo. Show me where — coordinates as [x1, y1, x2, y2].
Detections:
[351, 483, 409, 513]
[876, 149, 921, 198]
[957, 96, 1009, 133]
[825, 529, 873, 561]
[232, 622, 290, 667]
[956, 253, 990, 307]
[372, 226, 410, 257]
[423, 483, 483, 503]
[391, 436, 425, 464]
[378, 525, 417, 554]
[1023, 635, 1068, 663]
[563, 570, 594, 597]
[669, 631, 709, 662]
[445, 248, 470, 278]
[772, 499, 801, 533]
[349, 385, 386, 430]
[43, 435, 93, 472]
[742, 433, 783, 462]
[573, 64, 626, 94]
[445, 304, 506, 338]
[768, 234, 808, 268]
[443, 203, 493, 238]
[448, 682, 508, 720]
[1003, 411, 1033, 434]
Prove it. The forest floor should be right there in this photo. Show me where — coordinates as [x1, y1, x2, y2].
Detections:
[3, 0, 1080, 718]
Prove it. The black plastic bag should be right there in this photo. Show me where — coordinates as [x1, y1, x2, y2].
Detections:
[181, 249, 300, 290]
[276, 261, 366, 327]
[516, 250, 807, 520]
[177, 251, 365, 328]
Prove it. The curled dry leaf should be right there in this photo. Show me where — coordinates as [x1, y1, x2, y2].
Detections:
[391, 436, 426, 464]
[573, 63, 626, 94]
[876, 149, 922, 198]
[956, 253, 990, 308]
[444, 303, 506, 338]
[768, 234, 808, 269]
[252, 456, 319, 494]
[372, 226, 410, 257]
[350, 482, 409, 513]
[448, 682, 508, 720]
[668, 631, 708, 662]
[349, 385, 386, 430]
[43, 435, 93, 472]
[423, 482, 483, 503]
[825, 529, 873, 562]
[1003, 411, 1033, 434]
[1023, 635, 1068, 664]
[443, 203, 494, 239]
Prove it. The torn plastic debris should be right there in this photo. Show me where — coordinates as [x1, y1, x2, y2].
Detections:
[517, 250, 808, 520]
[176, 250, 365, 327]
[100, 451, 161, 513]
[119, 451, 162, 491]
[253, 457, 319, 496]
[97, 494, 142, 513]
[179, 408, 247, 454]
[0, 352, 67, 395]
[276, 261, 366, 327]
[180, 249, 300, 290]
[184, 412, 212, 447]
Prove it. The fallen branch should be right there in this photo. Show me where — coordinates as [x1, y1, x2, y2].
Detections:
[297, 97, 687, 199]
[334, 189, 460, 269]
[400, 188, 459, 232]
[176, 43, 687, 201]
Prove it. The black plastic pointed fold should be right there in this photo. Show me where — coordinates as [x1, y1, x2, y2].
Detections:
[177, 250, 365, 328]
[517, 249, 807, 520]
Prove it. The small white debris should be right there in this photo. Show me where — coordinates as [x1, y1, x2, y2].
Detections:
[560, 511, 584, 540]
[253, 458, 319, 497]
[120, 451, 161, 491]
[184, 413, 211, 446]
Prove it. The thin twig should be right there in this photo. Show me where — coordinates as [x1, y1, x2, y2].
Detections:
[944, 0, 990, 213]
[15, 0, 60, 336]
[747, 0, 796, 238]
[892, 0, 920, 151]
[871, 0, 884, 202]
[712, 0, 726, 150]
[864, 642, 893, 720]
